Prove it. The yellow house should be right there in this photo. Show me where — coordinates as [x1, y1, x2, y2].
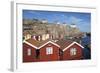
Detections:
[24, 34, 31, 40]
[23, 32, 31, 40]
[42, 34, 50, 40]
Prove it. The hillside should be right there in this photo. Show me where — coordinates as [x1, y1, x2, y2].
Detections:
[23, 19, 81, 39]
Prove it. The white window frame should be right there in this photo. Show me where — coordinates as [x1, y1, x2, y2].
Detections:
[27, 48, 31, 56]
[46, 47, 53, 55]
[70, 48, 77, 56]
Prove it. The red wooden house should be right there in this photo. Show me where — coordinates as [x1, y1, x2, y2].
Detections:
[23, 39, 60, 62]
[56, 40, 84, 60]
[23, 39, 39, 62]
[38, 40, 60, 61]
[23, 38, 84, 62]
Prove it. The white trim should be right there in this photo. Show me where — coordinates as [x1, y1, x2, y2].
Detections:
[38, 41, 60, 49]
[11, 1, 17, 71]
[23, 40, 60, 49]
[23, 40, 38, 49]
[70, 48, 77, 56]
[46, 47, 53, 55]
[63, 42, 84, 51]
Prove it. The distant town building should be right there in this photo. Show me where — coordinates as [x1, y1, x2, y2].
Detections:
[70, 23, 77, 28]
[23, 24, 33, 30]
[56, 22, 60, 25]
[23, 32, 32, 40]
[41, 19, 48, 23]
[42, 34, 50, 40]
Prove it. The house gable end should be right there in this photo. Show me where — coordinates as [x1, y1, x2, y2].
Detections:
[63, 42, 84, 51]
[23, 40, 38, 49]
[38, 41, 60, 49]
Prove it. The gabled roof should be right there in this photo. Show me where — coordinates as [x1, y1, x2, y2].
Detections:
[23, 39, 39, 49]
[23, 39, 60, 49]
[23, 39, 84, 50]
[56, 40, 84, 51]
[56, 40, 73, 50]
[38, 39, 60, 49]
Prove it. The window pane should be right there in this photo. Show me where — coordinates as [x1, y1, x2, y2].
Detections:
[70, 48, 77, 56]
[27, 48, 31, 56]
[46, 47, 53, 55]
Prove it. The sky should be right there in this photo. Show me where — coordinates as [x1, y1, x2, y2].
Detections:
[23, 10, 91, 32]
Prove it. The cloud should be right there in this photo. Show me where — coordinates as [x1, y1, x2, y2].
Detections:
[68, 16, 90, 32]
[69, 16, 83, 24]
[52, 14, 68, 23]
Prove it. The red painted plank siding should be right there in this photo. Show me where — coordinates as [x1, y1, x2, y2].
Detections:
[39, 43, 60, 61]
[23, 43, 36, 62]
[63, 43, 83, 60]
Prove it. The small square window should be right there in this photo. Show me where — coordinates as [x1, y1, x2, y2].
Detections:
[70, 48, 77, 56]
[46, 47, 53, 55]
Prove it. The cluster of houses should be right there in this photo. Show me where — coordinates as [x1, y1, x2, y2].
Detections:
[23, 19, 81, 41]
[23, 31, 64, 41]
[23, 19, 91, 62]
[23, 38, 84, 62]
[23, 31, 85, 42]
[23, 32, 52, 41]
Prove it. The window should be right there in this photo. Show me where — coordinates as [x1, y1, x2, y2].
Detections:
[70, 48, 77, 56]
[27, 48, 31, 56]
[46, 47, 53, 55]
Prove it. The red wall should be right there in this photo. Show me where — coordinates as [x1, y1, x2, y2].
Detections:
[63, 44, 83, 60]
[23, 43, 83, 62]
[23, 43, 36, 62]
[39, 43, 60, 61]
